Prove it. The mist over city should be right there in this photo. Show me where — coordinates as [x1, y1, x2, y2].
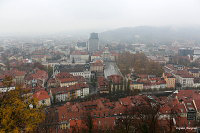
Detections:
[1, 0, 200, 132]
[0, 0, 200, 33]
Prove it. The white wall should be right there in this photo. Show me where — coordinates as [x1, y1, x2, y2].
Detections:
[0, 87, 15, 93]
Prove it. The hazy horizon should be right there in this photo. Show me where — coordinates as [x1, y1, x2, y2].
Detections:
[0, 0, 200, 34]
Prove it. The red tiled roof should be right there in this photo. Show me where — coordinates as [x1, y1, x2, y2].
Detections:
[48, 78, 57, 83]
[97, 76, 109, 87]
[74, 76, 86, 83]
[50, 87, 67, 95]
[56, 72, 73, 79]
[119, 97, 132, 106]
[25, 69, 48, 81]
[32, 73, 47, 80]
[163, 73, 174, 78]
[108, 75, 123, 84]
[176, 90, 198, 101]
[11, 69, 26, 77]
[159, 105, 171, 114]
[137, 74, 148, 79]
[91, 60, 104, 66]
[1, 69, 26, 77]
[59, 78, 77, 83]
[33, 90, 50, 101]
[175, 117, 196, 128]
[92, 51, 103, 56]
[53, 90, 200, 132]
[50, 83, 89, 95]
[157, 80, 166, 84]
[165, 64, 175, 70]
[149, 77, 161, 82]
[176, 70, 188, 74]
[179, 74, 194, 78]
[66, 83, 89, 91]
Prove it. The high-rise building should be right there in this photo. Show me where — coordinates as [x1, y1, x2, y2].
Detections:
[178, 48, 193, 56]
[88, 33, 99, 52]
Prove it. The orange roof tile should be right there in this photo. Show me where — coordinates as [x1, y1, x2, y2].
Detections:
[33, 90, 50, 101]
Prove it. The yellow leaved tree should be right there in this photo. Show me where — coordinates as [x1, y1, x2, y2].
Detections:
[0, 76, 45, 132]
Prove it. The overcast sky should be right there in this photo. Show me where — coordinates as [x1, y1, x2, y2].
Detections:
[0, 0, 200, 34]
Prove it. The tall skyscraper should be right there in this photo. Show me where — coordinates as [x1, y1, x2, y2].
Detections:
[88, 33, 99, 52]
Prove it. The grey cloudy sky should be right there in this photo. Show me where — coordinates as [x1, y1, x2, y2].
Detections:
[0, 0, 200, 33]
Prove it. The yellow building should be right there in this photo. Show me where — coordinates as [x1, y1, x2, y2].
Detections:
[130, 82, 144, 90]
[90, 60, 104, 73]
[162, 73, 176, 88]
[59, 78, 78, 87]
[188, 69, 200, 78]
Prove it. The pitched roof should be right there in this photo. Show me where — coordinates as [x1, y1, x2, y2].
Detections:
[188, 69, 200, 73]
[56, 72, 73, 79]
[66, 83, 89, 91]
[59, 78, 77, 83]
[33, 90, 50, 101]
[173, 70, 194, 78]
[91, 60, 104, 66]
[92, 51, 103, 56]
[50, 83, 89, 95]
[97, 76, 109, 86]
[74, 76, 86, 83]
[108, 75, 123, 84]
[163, 73, 175, 78]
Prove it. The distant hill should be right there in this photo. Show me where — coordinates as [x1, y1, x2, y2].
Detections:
[99, 26, 200, 44]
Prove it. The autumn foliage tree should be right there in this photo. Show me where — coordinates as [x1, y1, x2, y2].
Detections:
[116, 52, 134, 75]
[0, 76, 45, 132]
[117, 52, 163, 76]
